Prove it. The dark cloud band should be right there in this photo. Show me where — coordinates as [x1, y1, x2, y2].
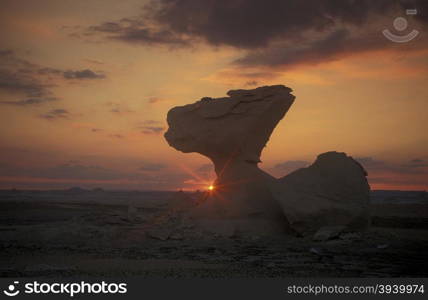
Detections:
[85, 0, 428, 68]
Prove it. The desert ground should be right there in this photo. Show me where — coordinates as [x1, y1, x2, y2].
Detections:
[0, 189, 427, 278]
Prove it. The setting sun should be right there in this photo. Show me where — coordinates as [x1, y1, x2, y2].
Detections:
[208, 185, 214, 191]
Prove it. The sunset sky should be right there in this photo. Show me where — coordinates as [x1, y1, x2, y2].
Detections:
[0, 0, 427, 191]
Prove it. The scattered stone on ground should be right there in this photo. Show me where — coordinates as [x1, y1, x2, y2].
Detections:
[147, 229, 171, 241]
[313, 226, 347, 241]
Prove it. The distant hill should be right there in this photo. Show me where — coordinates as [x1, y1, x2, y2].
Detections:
[371, 190, 428, 204]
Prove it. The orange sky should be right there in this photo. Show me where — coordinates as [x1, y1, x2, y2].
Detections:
[0, 0, 427, 191]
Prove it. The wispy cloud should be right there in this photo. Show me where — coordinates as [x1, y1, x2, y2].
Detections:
[0, 49, 106, 106]
[83, 18, 193, 47]
[107, 102, 135, 115]
[39, 108, 70, 120]
[140, 126, 164, 135]
[356, 157, 428, 175]
[83, 58, 104, 65]
[63, 69, 105, 79]
[136, 120, 165, 135]
[0, 158, 194, 190]
[109, 133, 124, 139]
[0, 97, 57, 106]
[148, 96, 169, 104]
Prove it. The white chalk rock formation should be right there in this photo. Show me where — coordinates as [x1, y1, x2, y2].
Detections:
[270, 152, 370, 235]
[165, 85, 295, 231]
[164, 85, 370, 236]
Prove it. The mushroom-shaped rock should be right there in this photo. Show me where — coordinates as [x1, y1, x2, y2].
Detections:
[270, 151, 370, 236]
[164, 85, 295, 233]
[164, 85, 295, 167]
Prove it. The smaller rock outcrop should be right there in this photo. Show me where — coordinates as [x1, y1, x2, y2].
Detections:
[270, 152, 370, 236]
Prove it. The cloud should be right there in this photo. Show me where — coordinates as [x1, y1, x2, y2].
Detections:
[140, 126, 165, 135]
[0, 159, 195, 190]
[37, 67, 105, 80]
[0, 49, 106, 106]
[148, 96, 170, 104]
[407, 158, 428, 168]
[203, 67, 279, 85]
[0, 63, 56, 101]
[84, 0, 428, 69]
[0, 147, 196, 190]
[0, 97, 57, 106]
[63, 69, 105, 79]
[232, 28, 386, 68]
[140, 119, 161, 125]
[136, 120, 165, 134]
[109, 134, 124, 139]
[0, 162, 148, 181]
[40, 164, 128, 180]
[107, 102, 135, 115]
[356, 156, 428, 175]
[39, 108, 70, 120]
[110, 107, 135, 114]
[84, 58, 104, 65]
[85, 19, 192, 46]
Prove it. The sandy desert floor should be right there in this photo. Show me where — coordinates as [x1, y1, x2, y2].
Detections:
[0, 190, 427, 278]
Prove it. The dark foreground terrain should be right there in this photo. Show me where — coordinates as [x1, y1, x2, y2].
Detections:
[0, 189, 427, 278]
